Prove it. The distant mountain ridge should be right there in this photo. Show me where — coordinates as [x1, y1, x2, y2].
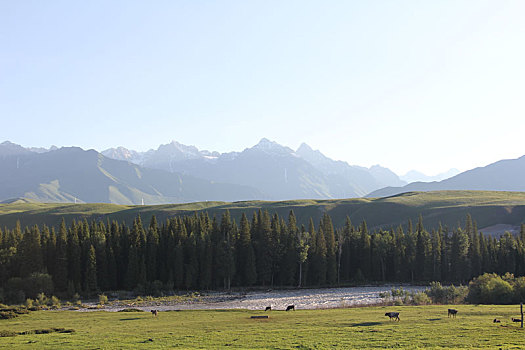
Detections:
[5, 139, 523, 203]
[1, 139, 408, 204]
[0, 145, 262, 204]
[367, 156, 525, 197]
[103, 138, 406, 199]
[400, 168, 460, 183]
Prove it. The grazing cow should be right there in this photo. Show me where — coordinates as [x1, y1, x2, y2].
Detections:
[385, 312, 400, 321]
[151, 310, 158, 317]
[511, 317, 522, 323]
[493, 318, 501, 323]
[265, 306, 271, 311]
[448, 309, 458, 318]
[286, 305, 295, 311]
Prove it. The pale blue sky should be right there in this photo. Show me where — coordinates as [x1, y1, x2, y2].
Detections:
[1, 1, 524, 175]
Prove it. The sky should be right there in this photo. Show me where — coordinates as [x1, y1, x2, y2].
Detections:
[1, 1, 525, 176]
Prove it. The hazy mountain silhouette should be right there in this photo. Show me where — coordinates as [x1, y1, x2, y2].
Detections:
[103, 138, 406, 199]
[400, 168, 460, 183]
[0, 145, 262, 204]
[367, 156, 525, 197]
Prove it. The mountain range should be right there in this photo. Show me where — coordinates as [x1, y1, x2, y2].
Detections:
[102, 138, 407, 200]
[0, 142, 261, 204]
[367, 155, 525, 197]
[400, 168, 460, 183]
[1, 139, 523, 204]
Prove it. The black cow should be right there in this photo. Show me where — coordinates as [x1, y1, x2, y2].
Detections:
[286, 305, 295, 311]
[493, 318, 501, 323]
[448, 309, 458, 318]
[385, 312, 400, 321]
[151, 310, 158, 317]
[511, 317, 522, 323]
[265, 306, 271, 311]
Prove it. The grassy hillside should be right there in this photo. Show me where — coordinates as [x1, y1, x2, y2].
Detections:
[1, 305, 525, 349]
[1, 190, 525, 232]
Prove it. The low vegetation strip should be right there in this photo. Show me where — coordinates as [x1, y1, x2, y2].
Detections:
[1, 190, 525, 230]
[1, 305, 524, 348]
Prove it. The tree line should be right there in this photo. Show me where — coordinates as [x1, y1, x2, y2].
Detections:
[1, 210, 525, 301]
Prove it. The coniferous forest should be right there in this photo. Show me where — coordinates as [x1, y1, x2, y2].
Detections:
[1, 210, 525, 303]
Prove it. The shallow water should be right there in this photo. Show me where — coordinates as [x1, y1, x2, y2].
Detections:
[100, 285, 427, 312]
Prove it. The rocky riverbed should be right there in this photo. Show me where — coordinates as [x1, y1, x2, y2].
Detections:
[85, 285, 427, 312]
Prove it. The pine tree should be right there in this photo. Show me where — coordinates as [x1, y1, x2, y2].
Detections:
[183, 233, 197, 289]
[54, 219, 69, 291]
[312, 225, 327, 285]
[404, 219, 417, 281]
[254, 210, 273, 285]
[146, 215, 159, 282]
[359, 221, 371, 279]
[237, 213, 256, 286]
[430, 228, 442, 281]
[322, 213, 337, 285]
[67, 223, 82, 292]
[18, 225, 43, 277]
[450, 228, 470, 282]
[393, 225, 405, 281]
[373, 231, 392, 282]
[84, 245, 98, 293]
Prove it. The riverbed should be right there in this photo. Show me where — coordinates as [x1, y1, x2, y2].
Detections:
[93, 285, 427, 312]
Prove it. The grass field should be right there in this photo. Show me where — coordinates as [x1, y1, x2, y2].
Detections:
[1, 305, 525, 349]
[2, 190, 525, 232]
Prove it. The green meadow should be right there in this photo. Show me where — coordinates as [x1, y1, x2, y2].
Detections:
[1, 305, 525, 349]
[2, 190, 525, 230]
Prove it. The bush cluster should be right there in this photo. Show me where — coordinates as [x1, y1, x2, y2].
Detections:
[467, 273, 525, 304]
[381, 287, 432, 306]
[381, 283, 469, 306]
[425, 282, 468, 304]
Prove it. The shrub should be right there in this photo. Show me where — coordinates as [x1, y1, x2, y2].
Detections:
[412, 292, 431, 305]
[98, 294, 108, 305]
[36, 293, 48, 306]
[51, 296, 61, 308]
[5, 273, 54, 302]
[513, 277, 525, 302]
[425, 282, 468, 304]
[425, 282, 446, 303]
[468, 273, 518, 304]
[25, 298, 34, 308]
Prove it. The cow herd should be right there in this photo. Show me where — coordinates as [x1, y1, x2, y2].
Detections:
[149, 306, 521, 325]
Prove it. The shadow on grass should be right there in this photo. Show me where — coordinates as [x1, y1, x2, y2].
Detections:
[119, 317, 142, 321]
[427, 318, 442, 321]
[350, 322, 382, 327]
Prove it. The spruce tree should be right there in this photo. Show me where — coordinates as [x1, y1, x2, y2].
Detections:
[84, 245, 98, 293]
[54, 219, 69, 291]
[146, 215, 159, 282]
[237, 213, 256, 286]
[18, 225, 43, 277]
[322, 214, 337, 285]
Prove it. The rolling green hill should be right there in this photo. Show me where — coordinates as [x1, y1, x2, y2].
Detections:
[1, 191, 525, 233]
